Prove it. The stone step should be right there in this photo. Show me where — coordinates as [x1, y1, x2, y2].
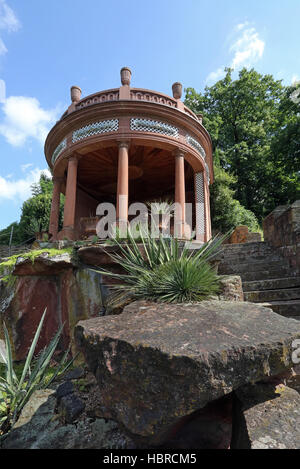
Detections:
[221, 246, 274, 256]
[259, 300, 300, 317]
[240, 268, 293, 282]
[243, 277, 300, 292]
[222, 242, 269, 251]
[219, 259, 289, 274]
[220, 252, 282, 262]
[219, 255, 282, 266]
[245, 288, 300, 303]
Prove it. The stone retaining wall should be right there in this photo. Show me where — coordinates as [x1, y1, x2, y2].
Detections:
[263, 201, 300, 274]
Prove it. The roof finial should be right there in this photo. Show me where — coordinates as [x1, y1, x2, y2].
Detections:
[120, 67, 132, 86]
[172, 82, 182, 100]
[70, 86, 82, 103]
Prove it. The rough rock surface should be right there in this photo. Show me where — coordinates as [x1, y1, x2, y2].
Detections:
[229, 226, 249, 244]
[58, 393, 85, 423]
[232, 383, 300, 449]
[77, 245, 120, 266]
[0, 261, 106, 360]
[75, 300, 300, 443]
[218, 275, 244, 301]
[1, 388, 131, 449]
[13, 252, 73, 276]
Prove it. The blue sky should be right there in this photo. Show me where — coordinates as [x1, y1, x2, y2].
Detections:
[0, 0, 299, 230]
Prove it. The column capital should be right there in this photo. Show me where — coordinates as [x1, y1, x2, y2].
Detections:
[68, 152, 81, 164]
[117, 140, 131, 150]
[173, 148, 186, 158]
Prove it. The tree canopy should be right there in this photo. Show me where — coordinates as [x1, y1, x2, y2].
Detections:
[0, 174, 64, 246]
[185, 68, 300, 226]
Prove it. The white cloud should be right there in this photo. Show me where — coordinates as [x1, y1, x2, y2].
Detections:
[206, 23, 265, 85]
[230, 25, 265, 70]
[291, 74, 300, 85]
[0, 0, 20, 32]
[0, 95, 60, 146]
[0, 3, 61, 148]
[0, 36, 6, 55]
[206, 67, 226, 85]
[0, 0, 20, 56]
[0, 78, 5, 102]
[235, 22, 249, 31]
[0, 167, 51, 202]
[21, 163, 33, 172]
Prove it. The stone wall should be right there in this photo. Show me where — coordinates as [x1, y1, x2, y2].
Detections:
[263, 201, 300, 273]
[0, 253, 106, 360]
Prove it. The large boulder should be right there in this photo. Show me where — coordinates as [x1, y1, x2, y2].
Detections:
[75, 300, 300, 444]
[232, 383, 300, 449]
[0, 256, 106, 359]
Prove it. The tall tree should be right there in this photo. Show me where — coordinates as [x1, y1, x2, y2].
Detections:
[185, 68, 299, 221]
[0, 174, 64, 245]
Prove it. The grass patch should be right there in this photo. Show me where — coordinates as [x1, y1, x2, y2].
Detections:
[0, 248, 73, 277]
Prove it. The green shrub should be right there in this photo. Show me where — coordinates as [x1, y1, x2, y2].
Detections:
[0, 309, 74, 434]
[132, 257, 220, 303]
[93, 230, 227, 305]
[210, 166, 260, 233]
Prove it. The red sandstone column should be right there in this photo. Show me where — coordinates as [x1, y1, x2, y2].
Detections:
[49, 176, 63, 240]
[116, 141, 129, 232]
[63, 155, 79, 232]
[174, 150, 186, 238]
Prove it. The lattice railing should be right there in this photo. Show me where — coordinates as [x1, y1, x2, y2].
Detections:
[130, 118, 179, 138]
[72, 119, 119, 143]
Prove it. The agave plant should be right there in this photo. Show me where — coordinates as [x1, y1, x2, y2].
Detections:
[93, 229, 227, 305]
[0, 309, 74, 432]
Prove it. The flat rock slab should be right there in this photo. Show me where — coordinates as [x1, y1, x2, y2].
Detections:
[233, 383, 300, 449]
[13, 252, 74, 276]
[77, 245, 120, 266]
[75, 300, 300, 442]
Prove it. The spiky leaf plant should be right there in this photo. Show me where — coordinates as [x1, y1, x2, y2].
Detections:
[93, 229, 227, 305]
[0, 309, 74, 433]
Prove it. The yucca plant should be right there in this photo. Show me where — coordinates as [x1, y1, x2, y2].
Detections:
[0, 309, 74, 432]
[93, 229, 228, 305]
[131, 257, 221, 303]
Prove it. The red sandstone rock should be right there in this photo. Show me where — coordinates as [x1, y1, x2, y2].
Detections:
[229, 226, 249, 244]
[0, 255, 105, 360]
[75, 300, 300, 444]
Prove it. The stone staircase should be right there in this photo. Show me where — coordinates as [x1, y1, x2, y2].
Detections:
[218, 242, 300, 321]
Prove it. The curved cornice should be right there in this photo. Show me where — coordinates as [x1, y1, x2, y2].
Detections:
[45, 99, 214, 183]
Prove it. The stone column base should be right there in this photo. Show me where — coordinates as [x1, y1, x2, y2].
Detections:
[57, 227, 77, 241]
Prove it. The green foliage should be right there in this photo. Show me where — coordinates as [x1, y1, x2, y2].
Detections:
[0, 223, 24, 246]
[131, 257, 220, 303]
[185, 68, 300, 222]
[210, 166, 260, 233]
[0, 173, 65, 246]
[0, 309, 74, 433]
[0, 248, 73, 280]
[93, 230, 227, 304]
